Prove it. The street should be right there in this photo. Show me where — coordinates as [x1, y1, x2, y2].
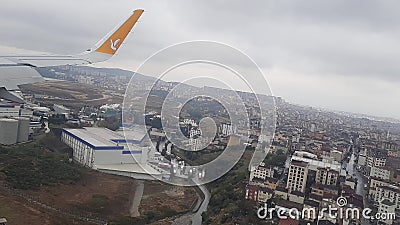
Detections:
[346, 151, 371, 225]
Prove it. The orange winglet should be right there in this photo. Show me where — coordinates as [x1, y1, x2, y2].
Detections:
[95, 9, 144, 55]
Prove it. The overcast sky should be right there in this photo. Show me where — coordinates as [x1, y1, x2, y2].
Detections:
[0, 0, 399, 120]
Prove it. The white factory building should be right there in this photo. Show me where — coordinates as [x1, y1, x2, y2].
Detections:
[61, 126, 169, 180]
[0, 104, 20, 117]
[0, 117, 30, 145]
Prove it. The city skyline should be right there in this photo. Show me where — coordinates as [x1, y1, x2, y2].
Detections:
[0, 0, 399, 120]
[1, 2, 400, 225]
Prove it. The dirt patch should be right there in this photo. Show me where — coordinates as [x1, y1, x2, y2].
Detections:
[20, 81, 123, 109]
[21, 81, 103, 100]
[140, 181, 197, 217]
[0, 135, 197, 224]
[0, 171, 197, 224]
[0, 192, 92, 225]
[23, 170, 135, 221]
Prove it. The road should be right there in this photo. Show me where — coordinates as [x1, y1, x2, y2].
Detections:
[172, 182, 210, 225]
[346, 151, 371, 225]
[130, 180, 144, 217]
[44, 121, 50, 134]
[191, 184, 210, 225]
[346, 152, 366, 196]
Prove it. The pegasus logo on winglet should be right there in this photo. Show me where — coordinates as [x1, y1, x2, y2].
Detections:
[110, 38, 121, 51]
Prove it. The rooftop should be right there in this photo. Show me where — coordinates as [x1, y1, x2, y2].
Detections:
[63, 128, 122, 150]
[276, 199, 303, 211]
[62, 126, 149, 150]
[96, 163, 164, 175]
[291, 155, 341, 172]
[304, 199, 320, 207]
[290, 160, 309, 168]
[381, 199, 395, 206]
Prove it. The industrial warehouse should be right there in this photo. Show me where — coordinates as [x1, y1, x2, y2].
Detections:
[61, 126, 170, 180]
[0, 117, 30, 145]
[0, 96, 47, 145]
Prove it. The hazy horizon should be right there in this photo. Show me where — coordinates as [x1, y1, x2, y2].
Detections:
[1, 0, 399, 120]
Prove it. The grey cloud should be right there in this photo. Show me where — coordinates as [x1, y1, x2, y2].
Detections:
[0, 0, 399, 119]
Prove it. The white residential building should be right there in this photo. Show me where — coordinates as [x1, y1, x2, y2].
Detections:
[0, 103, 20, 117]
[366, 150, 387, 168]
[378, 199, 396, 225]
[286, 160, 309, 193]
[374, 185, 400, 211]
[316, 167, 339, 186]
[370, 166, 392, 181]
[358, 154, 367, 166]
[250, 163, 274, 181]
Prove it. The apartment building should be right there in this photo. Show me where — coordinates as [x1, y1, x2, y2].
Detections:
[366, 150, 387, 168]
[374, 185, 400, 211]
[286, 160, 309, 193]
[316, 167, 339, 186]
[378, 199, 396, 225]
[250, 164, 274, 181]
[370, 166, 392, 181]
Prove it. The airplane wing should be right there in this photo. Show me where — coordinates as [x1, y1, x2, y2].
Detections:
[0, 61, 44, 90]
[0, 9, 144, 90]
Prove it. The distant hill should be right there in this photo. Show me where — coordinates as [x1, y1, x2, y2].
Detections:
[34, 66, 400, 125]
[35, 65, 158, 83]
[77, 66, 159, 83]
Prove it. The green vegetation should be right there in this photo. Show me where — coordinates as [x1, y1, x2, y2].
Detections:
[200, 148, 288, 224]
[175, 146, 284, 224]
[88, 194, 110, 213]
[180, 97, 229, 121]
[263, 148, 287, 167]
[48, 114, 67, 124]
[173, 148, 224, 166]
[39, 129, 73, 154]
[203, 150, 272, 225]
[0, 142, 83, 190]
[98, 116, 121, 131]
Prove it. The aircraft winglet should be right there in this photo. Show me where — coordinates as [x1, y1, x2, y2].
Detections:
[81, 9, 144, 63]
[2, 9, 144, 68]
[95, 9, 144, 55]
